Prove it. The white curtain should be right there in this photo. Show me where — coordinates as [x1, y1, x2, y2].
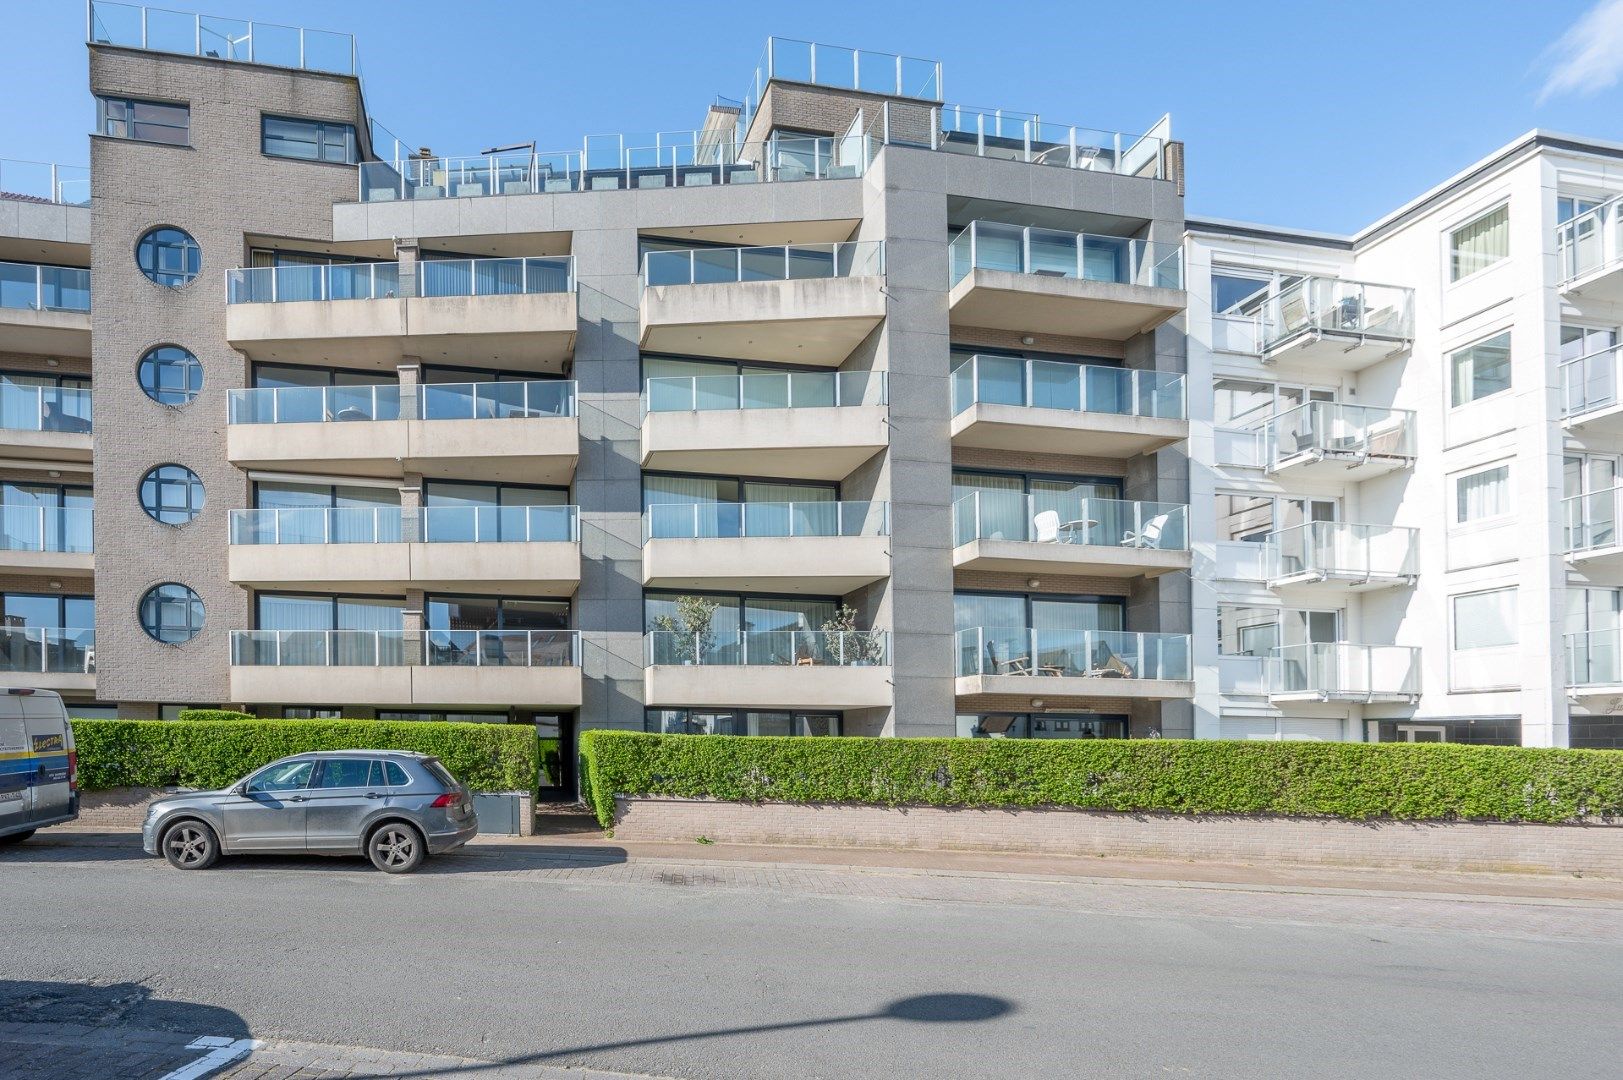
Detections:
[1451, 206, 1509, 280]
[1455, 465, 1508, 523]
[1453, 588, 1517, 650]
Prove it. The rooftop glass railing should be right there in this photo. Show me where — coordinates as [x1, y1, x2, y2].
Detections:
[955, 627, 1192, 681]
[950, 355, 1184, 420]
[642, 242, 883, 288]
[1564, 485, 1623, 555]
[644, 500, 889, 541]
[1264, 522, 1418, 584]
[1560, 342, 1623, 422]
[1257, 401, 1416, 467]
[1254, 277, 1414, 351]
[914, 104, 1166, 179]
[1268, 643, 1420, 699]
[1567, 628, 1623, 687]
[0, 383, 92, 434]
[1555, 194, 1623, 285]
[89, 1, 358, 74]
[0, 627, 95, 674]
[644, 370, 885, 413]
[227, 380, 576, 424]
[646, 628, 889, 667]
[0, 262, 90, 313]
[0, 505, 93, 554]
[952, 491, 1188, 551]
[224, 257, 573, 304]
[229, 629, 579, 668]
[948, 221, 1182, 290]
[0, 160, 90, 206]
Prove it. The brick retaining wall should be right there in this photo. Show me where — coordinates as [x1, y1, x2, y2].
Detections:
[612, 798, 1623, 877]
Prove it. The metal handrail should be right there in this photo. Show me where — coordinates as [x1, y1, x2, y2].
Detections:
[954, 626, 1192, 680]
[87, 1, 358, 74]
[951, 491, 1188, 550]
[643, 371, 886, 412]
[949, 355, 1184, 419]
[947, 221, 1182, 289]
[0, 159, 91, 205]
[228, 629, 581, 667]
[223, 256, 575, 304]
[641, 242, 884, 287]
[643, 500, 890, 540]
[645, 628, 890, 666]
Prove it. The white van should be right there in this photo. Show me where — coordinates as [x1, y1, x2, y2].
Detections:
[0, 688, 78, 843]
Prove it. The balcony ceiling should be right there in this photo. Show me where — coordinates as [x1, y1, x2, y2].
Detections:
[946, 197, 1145, 236]
[639, 218, 862, 247]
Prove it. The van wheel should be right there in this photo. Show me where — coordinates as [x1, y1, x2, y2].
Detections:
[161, 820, 220, 870]
[367, 822, 425, 874]
[0, 830, 35, 845]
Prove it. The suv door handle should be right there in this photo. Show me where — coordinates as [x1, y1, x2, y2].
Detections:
[288, 795, 309, 802]
[365, 792, 383, 799]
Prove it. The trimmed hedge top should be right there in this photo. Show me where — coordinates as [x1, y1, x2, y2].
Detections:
[72, 718, 537, 793]
[579, 730, 1623, 829]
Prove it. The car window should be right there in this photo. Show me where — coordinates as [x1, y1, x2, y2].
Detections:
[383, 761, 411, 787]
[314, 759, 373, 789]
[424, 760, 459, 789]
[245, 760, 314, 793]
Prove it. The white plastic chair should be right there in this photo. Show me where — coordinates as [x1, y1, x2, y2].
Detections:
[1121, 513, 1169, 549]
[1033, 511, 1061, 543]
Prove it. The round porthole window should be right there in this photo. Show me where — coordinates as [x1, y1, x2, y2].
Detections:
[140, 583, 205, 644]
[138, 345, 203, 406]
[135, 226, 201, 287]
[139, 463, 205, 525]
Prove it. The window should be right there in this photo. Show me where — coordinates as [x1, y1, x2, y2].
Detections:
[1454, 464, 1511, 524]
[314, 759, 374, 789]
[140, 583, 205, 644]
[1211, 270, 1272, 315]
[644, 710, 843, 736]
[97, 96, 189, 145]
[138, 345, 203, 406]
[262, 115, 358, 164]
[1218, 606, 1280, 656]
[136, 227, 200, 288]
[1450, 331, 1511, 407]
[1449, 206, 1509, 281]
[282, 707, 341, 719]
[384, 761, 411, 786]
[1453, 588, 1517, 650]
[140, 464, 204, 525]
[246, 760, 314, 793]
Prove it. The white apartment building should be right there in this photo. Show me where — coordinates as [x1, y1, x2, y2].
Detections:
[1188, 129, 1623, 750]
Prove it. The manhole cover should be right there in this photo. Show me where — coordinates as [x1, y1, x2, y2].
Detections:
[655, 870, 724, 887]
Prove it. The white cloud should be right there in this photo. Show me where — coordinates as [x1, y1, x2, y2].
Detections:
[1537, 0, 1623, 104]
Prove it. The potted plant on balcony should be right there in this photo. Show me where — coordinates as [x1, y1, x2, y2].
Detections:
[653, 595, 720, 665]
[820, 605, 887, 666]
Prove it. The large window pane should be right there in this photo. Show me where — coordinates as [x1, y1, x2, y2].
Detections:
[1453, 588, 1517, 650]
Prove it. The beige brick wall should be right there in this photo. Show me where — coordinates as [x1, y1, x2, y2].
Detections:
[613, 798, 1623, 877]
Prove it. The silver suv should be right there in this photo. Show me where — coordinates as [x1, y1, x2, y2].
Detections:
[142, 751, 478, 873]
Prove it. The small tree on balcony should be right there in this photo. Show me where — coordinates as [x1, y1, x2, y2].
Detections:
[653, 595, 721, 664]
[820, 604, 887, 666]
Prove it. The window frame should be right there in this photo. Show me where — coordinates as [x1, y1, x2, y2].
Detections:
[139, 463, 205, 526]
[1450, 587, 1518, 652]
[261, 114, 359, 165]
[1450, 460, 1514, 528]
[137, 345, 204, 407]
[97, 95, 190, 146]
[1448, 204, 1510, 283]
[1448, 329, 1512, 408]
[135, 227, 201, 289]
[139, 582, 206, 644]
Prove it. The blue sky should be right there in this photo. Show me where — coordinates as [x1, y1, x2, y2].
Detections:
[6, 0, 1623, 233]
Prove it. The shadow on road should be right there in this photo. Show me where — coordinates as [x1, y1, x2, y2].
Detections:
[344, 993, 1017, 1079]
[0, 978, 250, 1039]
[0, 832, 150, 862]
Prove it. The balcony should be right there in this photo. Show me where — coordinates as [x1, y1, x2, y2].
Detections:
[0, 158, 90, 206]
[1264, 522, 1418, 594]
[1253, 402, 1416, 480]
[644, 629, 892, 710]
[641, 371, 887, 481]
[224, 257, 577, 369]
[1560, 342, 1623, 433]
[1564, 486, 1623, 571]
[946, 222, 1183, 340]
[1235, 277, 1414, 372]
[227, 505, 579, 596]
[226, 380, 578, 484]
[1567, 629, 1623, 697]
[0, 383, 92, 462]
[229, 629, 582, 708]
[955, 627, 1193, 702]
[0, 628, 95, 694]
[1267, 643, 1420, 705]
[642, 501, 890, 593]
[951, 492, 1188, 579]
[0, 262, 90, 358]
[1556, 194, 1623, 302]
[950, 356, 1185, 457]
[89, 1, 357, 74]
[639, 243, 886, 365]
[0, 506, 93, 574]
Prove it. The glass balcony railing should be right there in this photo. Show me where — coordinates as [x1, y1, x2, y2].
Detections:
[0, 262, 91, 313]
[920, 105, 1166, 179]
[948, 221, 1182, 290]
[1556, 194, 1623, 285]
[1567, 629, 1623, 687]
[0, 628, 95, 674]
[1258, 401, 1416, 467]
[1254, 277, 1413, 351]
[1564, 485, 1623, 555]
[950, 355, 1185, 420]
[227, 381, 576, 424]
[745, 38, 942, 106]
[644, 370, 885, 413]
[229, 507, 403, 545]
[955, 627, 1192, 681]
[0, 505, 93, 554]
[89, 1, 358, 74]
[420, 505, 578, 543]
[644, 500, 889, 540]
[642, 242, 883, 287]
[1560, 342, 1623, 422]
[230, 629, 579, 667]
[646, 628, 889, 667]
[0, 383, 92, 434]
[1265, 522, 1419, 583]
[0, 159, 90, 205]
[952, 491, 1188, 551]
[224, 257, 573, 304]
[1268, 643, 1420, 699]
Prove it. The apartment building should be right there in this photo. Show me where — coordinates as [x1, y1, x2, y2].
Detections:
[0, 3, 1195, 793]
[1188, 131, 1623, 750]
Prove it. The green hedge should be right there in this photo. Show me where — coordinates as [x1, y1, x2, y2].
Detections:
[579, 731, 1623, 829]
[174, 709, 257, 722]
[71, 719, 537, 793]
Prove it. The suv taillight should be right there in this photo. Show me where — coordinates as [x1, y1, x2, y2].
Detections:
[429, 792, 459, 808]
[67, 750, 77, 791]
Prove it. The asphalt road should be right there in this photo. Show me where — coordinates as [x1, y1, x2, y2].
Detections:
[3, 834, 1621, 1080]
